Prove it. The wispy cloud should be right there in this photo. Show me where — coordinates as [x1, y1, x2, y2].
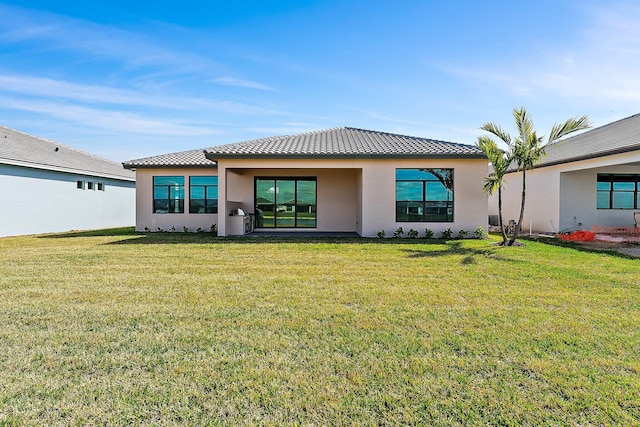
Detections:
[0, 96, 221, 136]
[441, 2, 640, 106]
[212, 76, 277, 91]
[0, 4, 223, 74]
[0, 74, 285, 117]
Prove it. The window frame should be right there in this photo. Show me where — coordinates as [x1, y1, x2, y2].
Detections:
[254, 177, 317, 228]
[597, 174, 639, 210]
[395, 168, 454, 223]
[189, 176, 218, 214]
[153, 176, 185, 214]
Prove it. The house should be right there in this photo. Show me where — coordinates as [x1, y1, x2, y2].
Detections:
[123, 127, 488, 237]
[1, 125, 136, 237]
[491, 113, 640, 233]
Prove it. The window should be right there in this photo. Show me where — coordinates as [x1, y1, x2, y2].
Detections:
[396, 168, 453, 222]
[77, 180, 84, 189]
[255, 178, 316, 228]
[597, 174, 639, 209]
[97, 182, 105, 191]
[87, 181, 94, 190]
[189, 176, 218, 213]
[153, 176, 184, 213]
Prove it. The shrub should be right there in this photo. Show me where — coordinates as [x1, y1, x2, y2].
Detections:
[196, 227, 204, 233]
[407, 228, 419, 239]
[439, 227, 453, 240]
[183, 226, 189, 233]
[376, 229, 386, 239]
[473, 226, 487, 240]
[424, 228, 434, 239]
[457, 229, 469, 239]
[393, 227, 404, 239]
[210, 223, 217, 233]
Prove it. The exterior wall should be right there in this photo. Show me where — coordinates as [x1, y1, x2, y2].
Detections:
[134, 168, 218, 232]
[216, 157, 488, 237]
[359, 158, 488, 237]
[1, 163, 135, 237]
[492, 150, 640, 233]
[490, 168, 561, 233]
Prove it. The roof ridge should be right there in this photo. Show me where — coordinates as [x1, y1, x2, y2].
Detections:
[206, 127, 349, 150]
[342, 126, 467, 146]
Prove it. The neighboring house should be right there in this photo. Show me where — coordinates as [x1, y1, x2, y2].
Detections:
[490, 113, 640, 233]
[1, 125, 136, 237]
[123, 127, 488, 237]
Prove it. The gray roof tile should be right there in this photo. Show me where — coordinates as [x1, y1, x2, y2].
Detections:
[124, 127, 484, 168]
[204, 127, 484, 159]
[537, 113, 640, 168]
[123, 148, 215, 169]
[1, 126, 135, 180]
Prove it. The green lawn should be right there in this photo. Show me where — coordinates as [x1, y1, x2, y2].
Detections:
[0, 229, 638, 425]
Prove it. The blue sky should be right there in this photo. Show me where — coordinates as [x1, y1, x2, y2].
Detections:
[1, 0, 640, 161]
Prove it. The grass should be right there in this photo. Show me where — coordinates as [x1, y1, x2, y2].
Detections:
[0, 229, 638, 425]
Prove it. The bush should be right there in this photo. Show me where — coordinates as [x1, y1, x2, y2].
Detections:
[376, 230, 386, 239]
[424, 228, 434, 239]
[457, 229, 469, 239]
[407, 229, 419, 239]
[393, 227, 404, 239]
[440, 227, 453, 240]
[472, 226, 487, 240]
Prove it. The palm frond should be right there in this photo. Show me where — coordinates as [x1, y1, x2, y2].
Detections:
[513, 107, 535, 146]
[548, 115, 592, 143]
[480, 123, 512, 146]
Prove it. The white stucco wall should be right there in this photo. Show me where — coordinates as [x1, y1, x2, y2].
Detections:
[491, 150, 640, 233]
[1, 164, 135, 237]
[138, 157, 487, 238]
[133, 158, 488, 238]
[134, 168, 219, 232]
[359, 158, 488, 237]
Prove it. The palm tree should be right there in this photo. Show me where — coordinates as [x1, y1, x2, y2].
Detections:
[481, 107, 591, 246]
[476, 137, 511, 245]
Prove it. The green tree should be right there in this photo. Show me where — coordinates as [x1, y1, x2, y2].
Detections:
[476, 137, 511, 245]
[481, 107, 591, 246]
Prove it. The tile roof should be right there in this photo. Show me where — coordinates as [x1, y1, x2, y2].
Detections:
[1, 125, 135, 181]
[123, 127, 484, 169]
[204, 127, 485, 159]
[535, 113, 640, 168]
[122, 148, 215, 169]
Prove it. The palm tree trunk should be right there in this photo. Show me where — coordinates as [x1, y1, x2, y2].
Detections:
[498, 187, 508, 245]
[508, 168, 526, 246]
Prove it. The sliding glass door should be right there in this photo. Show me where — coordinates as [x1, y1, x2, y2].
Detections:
[255, 178, 316, 228]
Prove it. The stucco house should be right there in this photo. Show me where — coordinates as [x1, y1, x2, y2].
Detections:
[491, 113, 640, 234]
[123, 127, 488, 237]
[1, 125, 136, 237]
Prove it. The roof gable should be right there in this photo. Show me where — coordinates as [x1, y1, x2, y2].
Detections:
[1, 126, 135, 181]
